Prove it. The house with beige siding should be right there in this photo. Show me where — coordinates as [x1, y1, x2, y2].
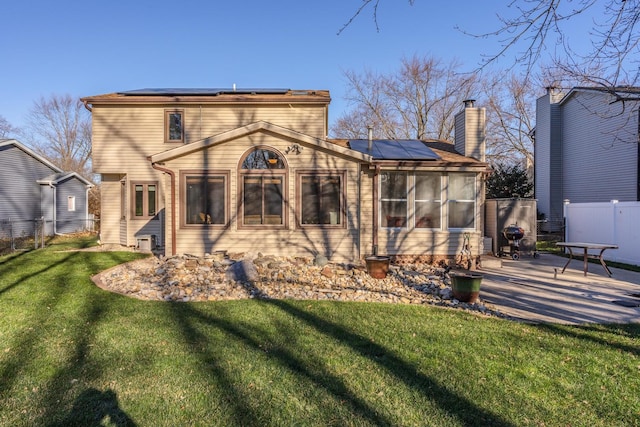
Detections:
[81, 89, 488, 262]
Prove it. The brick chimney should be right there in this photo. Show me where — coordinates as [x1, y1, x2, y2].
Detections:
[454, 99, 486, 162]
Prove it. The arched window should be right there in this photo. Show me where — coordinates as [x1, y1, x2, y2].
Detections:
[239, 148, 287, 227]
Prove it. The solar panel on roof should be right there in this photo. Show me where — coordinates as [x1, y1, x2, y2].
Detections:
[349, 139, 440, 160]
[118, 88, 290, 96]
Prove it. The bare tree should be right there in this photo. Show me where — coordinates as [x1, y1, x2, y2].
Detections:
[0, 115, 18, 139]
[332, 55, 478, 140]
[343, 1, 640, 97]
[25, 94, 92, 178]
[470, 0, 640, 89]
[483, 73, 536, 167]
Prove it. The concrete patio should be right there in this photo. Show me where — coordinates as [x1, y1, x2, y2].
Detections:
[477, 253, 640, 324]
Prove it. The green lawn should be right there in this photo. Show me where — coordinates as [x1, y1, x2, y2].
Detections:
[1, 236, 639, 426]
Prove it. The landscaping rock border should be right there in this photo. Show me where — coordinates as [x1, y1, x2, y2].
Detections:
[91, 252, 508, 318]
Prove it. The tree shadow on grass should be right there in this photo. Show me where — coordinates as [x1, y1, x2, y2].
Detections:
[166, 298, 516, 427]
[0, 250, 141, 425]
[167, 301, 398, 426]
[536, 322, 640, 357]
[50, 388, 136, 427]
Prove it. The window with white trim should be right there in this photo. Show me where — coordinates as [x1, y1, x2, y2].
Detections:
[67, 196, 76, 212]
[415, 173, 441, 228]
[448, 173, 476, 229]
[380, 172, 407, 228]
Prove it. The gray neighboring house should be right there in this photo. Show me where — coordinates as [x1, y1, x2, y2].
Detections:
[535, 86, 640, 224]
[0, 139, 93, 236]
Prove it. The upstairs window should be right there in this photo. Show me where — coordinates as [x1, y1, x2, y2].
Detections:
[381, 172, 407, 228]
[165, 110, 184, 143]
[240, 148, 286, 227]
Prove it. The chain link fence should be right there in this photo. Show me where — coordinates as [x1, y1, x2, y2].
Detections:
[536, 218, 565, 243]
[0, 218, 99, 255]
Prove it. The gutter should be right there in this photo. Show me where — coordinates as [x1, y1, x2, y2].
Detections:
[150, 162, 177, 256]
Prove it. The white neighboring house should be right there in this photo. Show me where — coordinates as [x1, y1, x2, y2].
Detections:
[535, 87, 640, 225]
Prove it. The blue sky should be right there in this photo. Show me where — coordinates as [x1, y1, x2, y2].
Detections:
[0, 1, 579, 132]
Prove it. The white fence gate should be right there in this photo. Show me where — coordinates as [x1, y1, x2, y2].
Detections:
[564, 200, 640, 266]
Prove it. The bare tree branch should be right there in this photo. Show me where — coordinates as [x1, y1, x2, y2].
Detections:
[0, 115, 19, 139]
[332, 55, 479, 141]
[338, 0, 415, 35]
[25, 94, 92, 178]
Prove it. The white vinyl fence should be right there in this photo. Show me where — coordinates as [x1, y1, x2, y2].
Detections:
[564, 200, 640, 266]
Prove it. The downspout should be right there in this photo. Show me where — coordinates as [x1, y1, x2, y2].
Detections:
[151, 162, 177, 256]
[372, 164, 380, 255]
[50, 183, 58, 235]
[85, 185, 91, 232]
[368, 126, 379, 255]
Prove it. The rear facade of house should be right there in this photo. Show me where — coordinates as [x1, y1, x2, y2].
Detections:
[82, 89, 488, 262]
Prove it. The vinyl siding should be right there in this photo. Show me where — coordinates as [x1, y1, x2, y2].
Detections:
[100, 175, 123, 244]
[361, 168, 484, 258]
[91, 104, 327, 174]
[561, 92, 638, 203]
[55, 176, 89, 234]
[163, 131, 361, 261]
[0, 144, 57, 221]
[534, 92, 564, 221]
[454, 107, 486, 162]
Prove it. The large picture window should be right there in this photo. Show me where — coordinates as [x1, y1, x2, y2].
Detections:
[299, 173, 343, 226]
[240, 148, 286, 227]
[415, 173, 441, 228]
[132, 182, 157, 219]
[184, 173, 227, 225]
[380, 172, 407, 228]
[448, 173, 476, 229]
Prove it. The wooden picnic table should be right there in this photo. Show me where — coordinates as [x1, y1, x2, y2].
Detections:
[556, 242, 619, 277]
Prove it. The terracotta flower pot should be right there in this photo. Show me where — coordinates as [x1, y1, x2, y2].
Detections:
[450, 273, 482, 303]
[365, 256, 390, 279]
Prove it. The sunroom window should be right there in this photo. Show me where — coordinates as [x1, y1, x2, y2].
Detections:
[240, 148, 286, 227]
[380, 172, 407, 228]
[448, 173, 475, 229]
[415, 173, 441, 228]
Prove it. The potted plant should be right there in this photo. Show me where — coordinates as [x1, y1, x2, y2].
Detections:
[365, 255, 391, 279]
[450, 272, 483, 303]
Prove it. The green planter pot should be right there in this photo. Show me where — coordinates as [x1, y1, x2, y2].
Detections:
[450, 273, 482, 303]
